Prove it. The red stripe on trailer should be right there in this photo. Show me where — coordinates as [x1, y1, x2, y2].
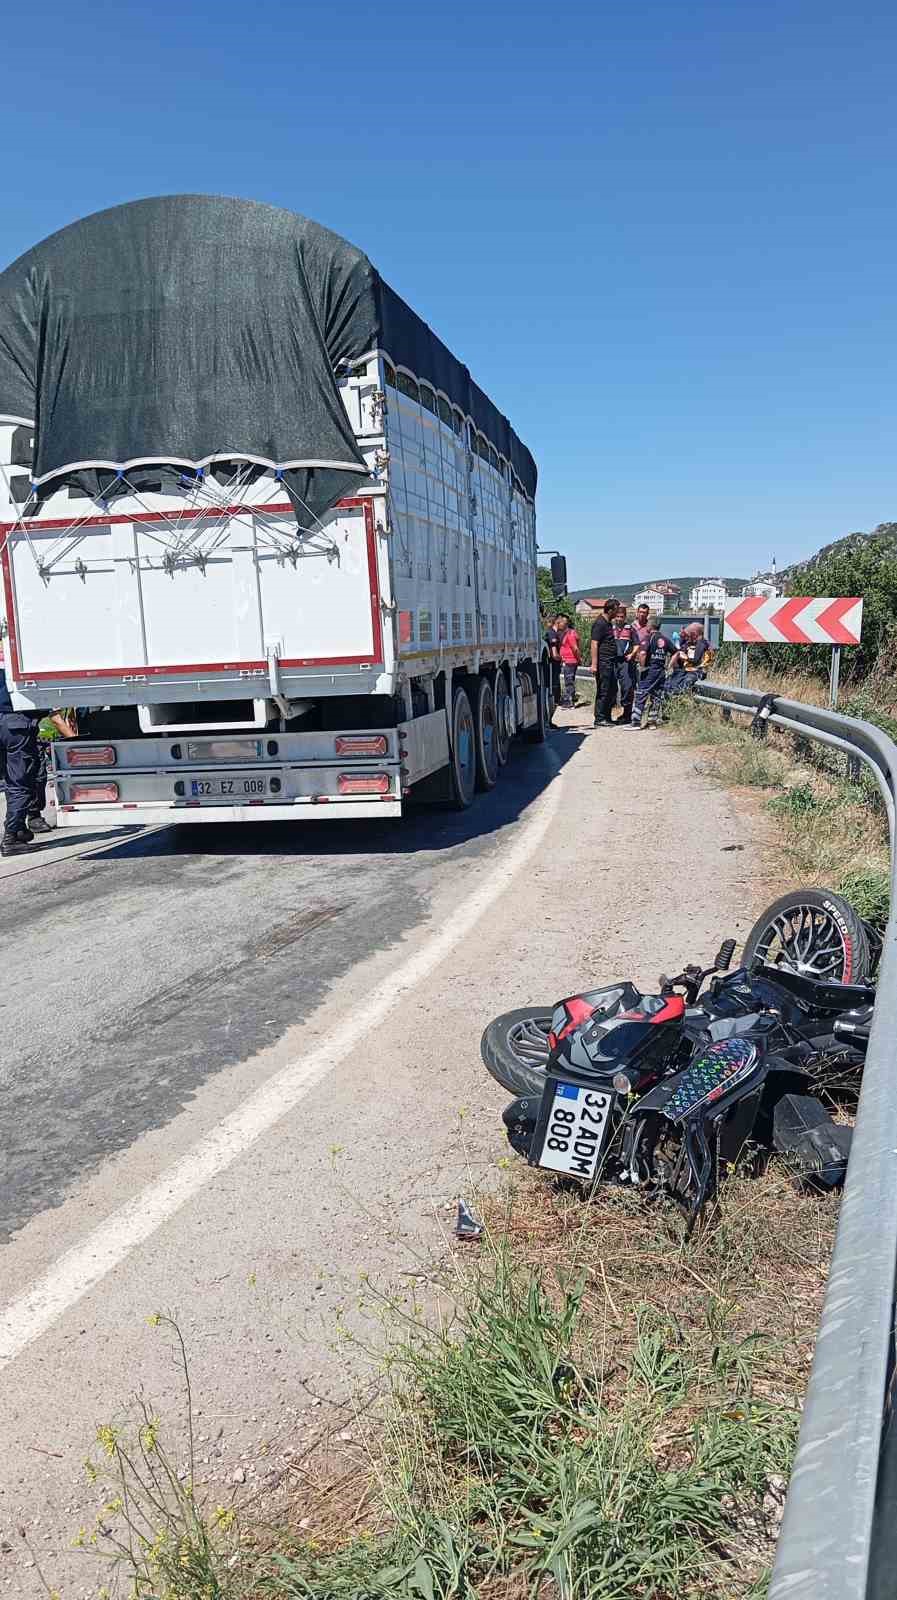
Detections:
[722, 596, 766, 641]
[0, 498, 294, 535]
[1, 497, 384, 682]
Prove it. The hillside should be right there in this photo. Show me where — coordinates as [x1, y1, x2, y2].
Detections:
[754, 523, 897, 587]
[570, 523, 897, 604]
[568, 575, 750, 606]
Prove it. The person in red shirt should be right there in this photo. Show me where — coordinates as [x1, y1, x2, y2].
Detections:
[557, 615, 581, 706]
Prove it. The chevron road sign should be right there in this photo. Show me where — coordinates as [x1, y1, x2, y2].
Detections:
[724, 595, 863, 645]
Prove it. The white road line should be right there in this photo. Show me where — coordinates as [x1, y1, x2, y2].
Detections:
[0, 762, 565, 1369]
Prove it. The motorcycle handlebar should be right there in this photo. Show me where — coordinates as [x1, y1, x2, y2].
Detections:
[660, 939, 738, 1003]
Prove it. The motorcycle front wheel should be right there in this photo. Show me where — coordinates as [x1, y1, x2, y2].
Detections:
[742, 889, 871, 985]
[480, 1007, 553, 1098]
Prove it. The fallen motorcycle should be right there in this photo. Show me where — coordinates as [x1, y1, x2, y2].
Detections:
[482, 890, 875, 1233]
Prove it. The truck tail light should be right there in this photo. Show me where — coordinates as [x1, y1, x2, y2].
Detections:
[337, 772, 390, 795]
[334, 735, 388, 757]
[67, 745, 116, 767]
[70, 781, 120, 803]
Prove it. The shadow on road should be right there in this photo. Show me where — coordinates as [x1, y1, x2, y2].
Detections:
[86, 725, 588, 863]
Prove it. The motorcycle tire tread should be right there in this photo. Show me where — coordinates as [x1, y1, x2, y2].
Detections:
[480, 1007, 554, 1099]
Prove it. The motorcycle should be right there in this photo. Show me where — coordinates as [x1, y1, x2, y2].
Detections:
[482, 891, 875, 1233]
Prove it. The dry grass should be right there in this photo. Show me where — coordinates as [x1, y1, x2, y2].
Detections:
[667, 690, 891, 923]
[483, 1162, 834, 1381]
[78, 1154, 837, 1600]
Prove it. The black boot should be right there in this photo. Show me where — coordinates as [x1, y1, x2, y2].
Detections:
[1, 832, 35, 857]
[25, 815, 52, 835]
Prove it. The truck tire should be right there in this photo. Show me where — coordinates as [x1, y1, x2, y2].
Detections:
[743, 889, 871, 984]
[449, 685, 477, 809]
[494, 668, 513, 765]
[523, 661, 548, 744]
[473, 676, 499, 790]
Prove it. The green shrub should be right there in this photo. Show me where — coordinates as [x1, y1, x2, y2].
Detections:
[837, 867, 891, 927]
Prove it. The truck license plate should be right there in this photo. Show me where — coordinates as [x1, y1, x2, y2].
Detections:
[536, 1082, 613, 1180]
[188, 776, 270, 798]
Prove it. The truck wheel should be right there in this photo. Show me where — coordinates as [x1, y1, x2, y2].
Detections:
[494, 669, 513, 765]
[523, 661, 548, 744]
[449, 685, 477, 808]
[473, 677, 499, 790]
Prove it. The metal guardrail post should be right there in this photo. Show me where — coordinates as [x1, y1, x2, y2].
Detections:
[694, 682, 897, 1598]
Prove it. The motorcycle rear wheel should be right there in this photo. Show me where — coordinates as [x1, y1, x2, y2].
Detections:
[742, 889, 870, 985]
[480, 1007, 553, 1098]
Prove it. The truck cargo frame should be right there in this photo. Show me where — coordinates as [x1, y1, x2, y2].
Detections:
[0, 349, 548, 827]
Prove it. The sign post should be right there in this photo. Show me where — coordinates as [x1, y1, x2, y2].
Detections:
[723, 597, 863, 708]
[829, 646, 841, 710]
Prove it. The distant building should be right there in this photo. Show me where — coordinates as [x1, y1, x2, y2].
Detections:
[634, 587, 666, 613]
[575, 596, 607, 617]
[689, 578, 728, 611]
[740, 580, 780, 599]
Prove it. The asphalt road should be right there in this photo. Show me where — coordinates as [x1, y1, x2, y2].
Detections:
[0, 715, 764, 1596]
[1, 737, 572, 1244]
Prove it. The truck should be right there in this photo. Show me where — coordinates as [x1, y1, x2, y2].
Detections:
[0, 195, 553, 828]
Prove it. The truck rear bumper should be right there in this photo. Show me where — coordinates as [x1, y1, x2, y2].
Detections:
[54, 798, 403, 828]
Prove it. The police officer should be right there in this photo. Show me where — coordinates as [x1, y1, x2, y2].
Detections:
[0, 649, 41, 856]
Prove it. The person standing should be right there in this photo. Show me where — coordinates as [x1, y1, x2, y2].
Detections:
[631, 621, 677, 727]
[613, 604, 639, 725]
[544, 615, 562, 719]
[558, 615, 581, 706]
[632, 602, 653, 653]
[0, 649, 41, 856]
[28, 708, 77, 833]
[590, 597, 619, 727]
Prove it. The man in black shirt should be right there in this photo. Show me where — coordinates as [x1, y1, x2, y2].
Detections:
[544, 616, 562, 719]
[590, 598, 619, 726]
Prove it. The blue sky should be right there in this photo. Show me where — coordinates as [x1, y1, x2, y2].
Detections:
[2, 0, 894, 587]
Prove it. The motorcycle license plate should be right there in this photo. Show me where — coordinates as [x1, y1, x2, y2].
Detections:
[188, 775, 270, 799]
[535, 1081, 613, 1180]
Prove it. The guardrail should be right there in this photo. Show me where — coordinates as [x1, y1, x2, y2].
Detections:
[694, 682, 897, 1599]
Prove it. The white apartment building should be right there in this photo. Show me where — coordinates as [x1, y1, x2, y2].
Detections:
[689, 578, 728, 611]
[740, 580, 780, 599]
[634, 587, 666, 612]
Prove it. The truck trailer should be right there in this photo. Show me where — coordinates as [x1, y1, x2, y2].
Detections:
[0, 195, 551, 828]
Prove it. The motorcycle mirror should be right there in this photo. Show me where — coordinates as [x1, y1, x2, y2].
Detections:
[714, 939, 737, 972]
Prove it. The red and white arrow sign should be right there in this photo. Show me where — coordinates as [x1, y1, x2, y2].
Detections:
[724, 596, 863, 645]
